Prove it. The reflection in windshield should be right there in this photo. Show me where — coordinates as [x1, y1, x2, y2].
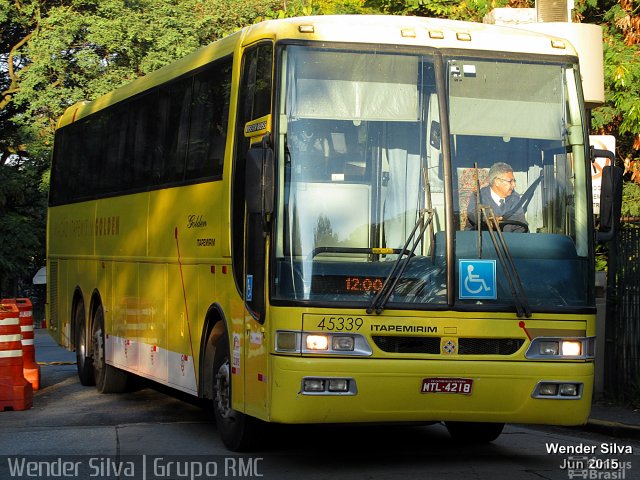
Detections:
[272, 45, 592, 311]
[448, 59, 591, 309]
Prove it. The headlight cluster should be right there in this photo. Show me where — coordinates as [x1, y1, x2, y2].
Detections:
[275, 330, 372, 356]
[525, 337, 595, 360]
[532, 381, 583, 399]
[301, 377, 357, 395]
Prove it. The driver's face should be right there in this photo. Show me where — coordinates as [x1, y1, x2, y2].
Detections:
[492, 171, 516, 198]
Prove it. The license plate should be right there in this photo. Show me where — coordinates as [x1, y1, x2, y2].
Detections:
[421, 378, 473, 395]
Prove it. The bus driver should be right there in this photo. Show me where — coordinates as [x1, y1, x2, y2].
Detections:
[465, 162, 528, 233]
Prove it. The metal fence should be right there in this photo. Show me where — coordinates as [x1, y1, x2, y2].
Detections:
[606, 223, 640, 399]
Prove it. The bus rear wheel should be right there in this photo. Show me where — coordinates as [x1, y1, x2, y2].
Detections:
[74, 301, 95, 386]
[92, 305, 128, 394]
[445, 421, 504, 444]
[212, 334, 258, 451]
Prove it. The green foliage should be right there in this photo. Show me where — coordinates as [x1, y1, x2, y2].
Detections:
[363, 0, 512, 21]
[602, 33, 640, 137]
[577, 0, 640, 161]
[1, 0, 282, 292]
[0, 159, 48, 296]
[622, 181, 640, 217]
[595, 243, 608, 271]
[8, 0, 282, 160]
[267, 0, 370, 18]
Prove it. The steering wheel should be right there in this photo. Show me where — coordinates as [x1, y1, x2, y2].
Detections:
[498, 219, 529, 233]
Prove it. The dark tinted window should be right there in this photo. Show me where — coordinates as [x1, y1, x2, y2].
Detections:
[187, 62, 232, 180]
[231, 43, 273, 294]
[49, 55, 233, 205]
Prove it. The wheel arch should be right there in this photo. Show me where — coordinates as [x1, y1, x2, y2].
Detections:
[199, 303, 229, 399]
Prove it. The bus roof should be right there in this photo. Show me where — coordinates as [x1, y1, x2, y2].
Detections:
[57, 15, 578, 129]
[244, 15, 579, 56]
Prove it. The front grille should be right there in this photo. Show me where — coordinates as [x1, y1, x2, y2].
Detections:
[372, 336, 441, 354]
[371, 335, 525, 355]
[458, 338, 524, 355]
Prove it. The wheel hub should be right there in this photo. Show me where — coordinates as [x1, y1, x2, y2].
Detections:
[214, 360, 234, 420]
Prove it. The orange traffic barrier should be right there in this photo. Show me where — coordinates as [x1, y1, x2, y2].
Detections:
[2, 298, 40, 390]
[0, 304, 33, 411]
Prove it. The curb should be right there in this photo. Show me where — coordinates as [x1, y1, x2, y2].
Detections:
[584, 419, 640, 440]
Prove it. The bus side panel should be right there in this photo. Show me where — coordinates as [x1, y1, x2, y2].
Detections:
[166, 263, 197, 393]
[96, 194, 147, 258]
[110, 262, 140, 373]
[147, 183, 223, 261]
[48, 202, 96, 349]
[137, 263, 168, 384]
[147, 184, 224, 394]
[48, 203, 96, 258]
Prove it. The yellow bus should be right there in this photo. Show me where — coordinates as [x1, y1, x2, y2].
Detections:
[47, 15, 616, 451]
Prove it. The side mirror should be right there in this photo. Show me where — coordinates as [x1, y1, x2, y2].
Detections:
[245, 135, 274, 228]
[596, 163, 623, 243]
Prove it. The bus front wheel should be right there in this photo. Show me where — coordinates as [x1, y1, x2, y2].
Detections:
[444, 421, 504, 443]
[92, 305, 128, 394]
[212, 334, 258, 451]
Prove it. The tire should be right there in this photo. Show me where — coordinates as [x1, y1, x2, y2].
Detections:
[212, 333, 259, 451]
[92, 305, 128, 394]
[445, 421, 504, 444]
[74, 301, 95, 386]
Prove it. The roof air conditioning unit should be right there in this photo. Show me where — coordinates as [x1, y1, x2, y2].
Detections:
[536, 0, 573, 23]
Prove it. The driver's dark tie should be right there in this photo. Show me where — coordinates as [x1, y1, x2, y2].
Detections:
[498, 198, 505, 215]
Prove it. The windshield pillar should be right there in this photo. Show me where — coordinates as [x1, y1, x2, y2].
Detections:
[434, 54, 456, 306]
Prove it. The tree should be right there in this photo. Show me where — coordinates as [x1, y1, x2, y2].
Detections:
[577, 0, 640, 167]
[9, 0, 284, 159]
[0, 0, 281, 294]
[0, 0, 43, 166]
[362, 0, 527, 21]
[0, 157, 48, 297]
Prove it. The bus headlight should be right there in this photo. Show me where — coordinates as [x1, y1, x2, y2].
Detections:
[332, 336, 355, 351]
[275, 331, 299, 352]
[306, 334, 329, 350]
[275, 330, 372, 356]
[526, 337, 594, 360]
[538, 341, 559, 356]
[561, 340, 582, 357]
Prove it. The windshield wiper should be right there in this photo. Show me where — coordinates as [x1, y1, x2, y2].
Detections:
[367, 207, 434, 315]
[471, 164, 531, 318]
[475, 207, 532, 318]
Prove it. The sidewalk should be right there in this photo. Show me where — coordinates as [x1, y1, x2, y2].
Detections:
[31, 328, 640, 439]
[586, 401, 640, 439]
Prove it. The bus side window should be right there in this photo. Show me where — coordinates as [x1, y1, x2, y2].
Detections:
[159, 78, 191, 184]
[185, 57, 232, 181]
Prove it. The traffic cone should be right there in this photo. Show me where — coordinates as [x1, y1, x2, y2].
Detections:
[17, 299, 39, 390]
[2, 298, 40, 390]
[0, 304, 33, 411]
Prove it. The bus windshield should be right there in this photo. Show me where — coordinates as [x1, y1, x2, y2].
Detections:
[273, 44, 592, 311]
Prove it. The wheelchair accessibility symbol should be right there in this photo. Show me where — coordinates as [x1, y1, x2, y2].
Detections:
[459, 260, 497, 300]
